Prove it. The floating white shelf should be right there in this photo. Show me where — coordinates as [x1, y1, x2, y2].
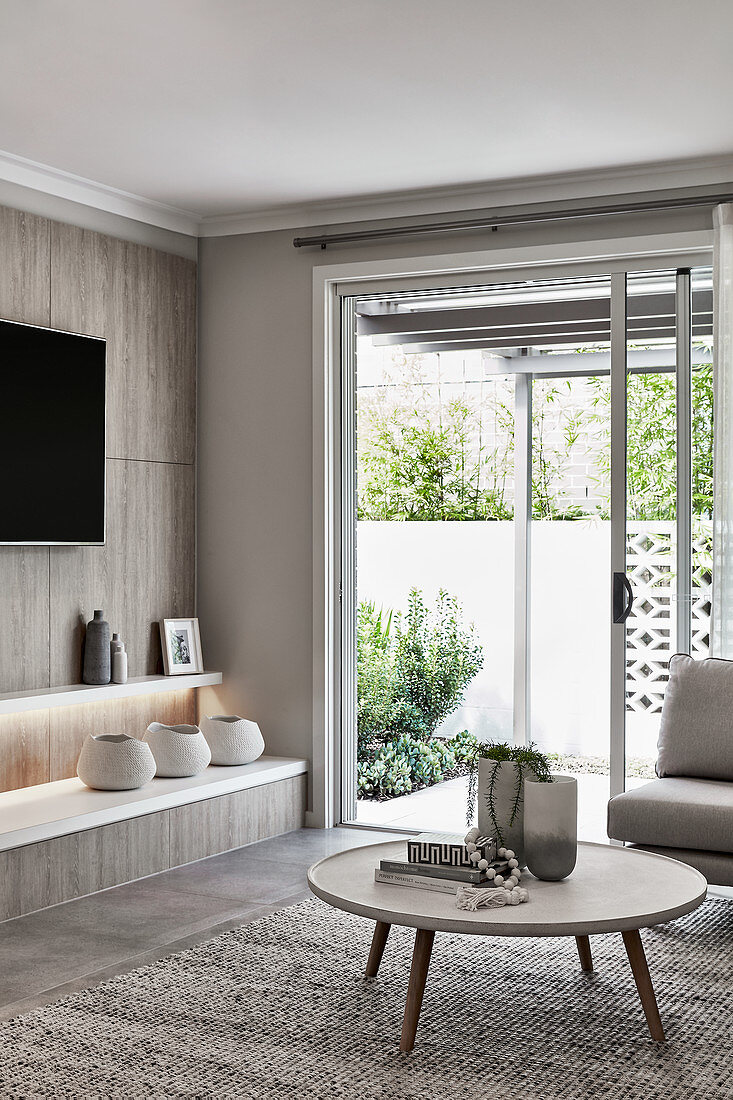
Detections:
[0, 672, 223, 717]
[0, 755, 308, 851]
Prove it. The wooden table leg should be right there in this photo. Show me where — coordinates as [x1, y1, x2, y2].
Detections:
[621, 929, 666, 1042]
[575, 935, 594, 972]
[400, 929, 435, 1052]
[365, 920, 391, 978]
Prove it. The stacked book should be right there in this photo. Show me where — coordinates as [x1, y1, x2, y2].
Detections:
[375, 831, 507, 895]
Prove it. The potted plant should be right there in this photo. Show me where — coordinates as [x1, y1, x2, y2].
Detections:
[466, 742, 552, 866]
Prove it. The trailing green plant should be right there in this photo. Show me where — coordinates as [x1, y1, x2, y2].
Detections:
[357, 589, 483, 754]
[464, 741, 552, 842]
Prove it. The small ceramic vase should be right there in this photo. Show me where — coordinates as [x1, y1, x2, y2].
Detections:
[523, 774, 578, 881]
[143, 722, 211, 778]
[77, 733, 156, 790]
[200, 715, 265, 766]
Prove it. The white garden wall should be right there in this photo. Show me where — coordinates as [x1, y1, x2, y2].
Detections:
[357, 520, 664, 759]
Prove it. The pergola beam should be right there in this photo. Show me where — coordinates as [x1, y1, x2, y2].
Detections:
[397, 323, 711, 355]
[356, 291, 712, 338]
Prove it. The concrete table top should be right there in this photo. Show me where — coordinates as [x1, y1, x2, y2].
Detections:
[308, 839, 707, 938]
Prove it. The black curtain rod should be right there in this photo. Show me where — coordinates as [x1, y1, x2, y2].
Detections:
[292, 192, 733, 249]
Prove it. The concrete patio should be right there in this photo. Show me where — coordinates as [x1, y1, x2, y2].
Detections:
[356, 772, 650, 843]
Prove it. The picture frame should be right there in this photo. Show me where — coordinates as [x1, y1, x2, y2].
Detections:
[159, 618, 204, 676]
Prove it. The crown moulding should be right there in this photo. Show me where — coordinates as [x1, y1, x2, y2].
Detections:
[0, 147, 732, 241]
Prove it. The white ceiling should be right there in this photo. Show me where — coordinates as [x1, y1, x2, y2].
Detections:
[1, 0, 733, 230]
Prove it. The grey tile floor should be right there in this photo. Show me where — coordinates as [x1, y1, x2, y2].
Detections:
[0, 826, 405, 1022]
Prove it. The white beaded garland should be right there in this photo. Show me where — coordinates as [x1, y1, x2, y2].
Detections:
[466, 842, 477, 854]
[477, 858, 488, 871]
[469, 851, 482, 864]
[494, 874, 504, 885]
[464, 827, 481, 843]
[504, 849, 515, 860]
[508, 858, 519, 869]
[486, 867, 496, 879]
[498, 847, 507, 858]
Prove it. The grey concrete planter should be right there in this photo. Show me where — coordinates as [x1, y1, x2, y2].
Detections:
[524, 774, 578, 881]
[477, 759, 537, 865]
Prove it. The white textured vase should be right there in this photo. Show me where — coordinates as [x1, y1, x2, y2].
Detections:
[477, 759, 537, 866]
[77, 733, 156, 791]
[524, 774, 578, 881]
[200, 715, 265, 766]
[143, 723, 211, 777]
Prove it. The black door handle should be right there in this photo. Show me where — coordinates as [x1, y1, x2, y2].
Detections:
[612, 572, 634, 624]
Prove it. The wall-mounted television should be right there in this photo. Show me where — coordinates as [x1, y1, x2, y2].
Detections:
[0, 318, 106, 546]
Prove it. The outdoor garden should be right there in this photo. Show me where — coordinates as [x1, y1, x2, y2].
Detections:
[355, 344, 713, 807]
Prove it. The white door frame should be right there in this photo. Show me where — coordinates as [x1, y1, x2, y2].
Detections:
[609, 271, 629, 801]
[310, 230, 712, 828]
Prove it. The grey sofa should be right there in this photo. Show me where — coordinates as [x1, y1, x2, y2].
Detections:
[607, 653, 733, 887]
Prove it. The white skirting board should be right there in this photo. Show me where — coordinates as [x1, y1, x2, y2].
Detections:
[0, 755, 308, 852]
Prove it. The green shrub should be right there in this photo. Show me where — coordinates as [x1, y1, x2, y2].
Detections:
[358, 747, 412, 799]
[357, 588, 483, 754]
[358, 397, 513, 522]
[357, 358, 713, 523]
[358, 730, 481, 800]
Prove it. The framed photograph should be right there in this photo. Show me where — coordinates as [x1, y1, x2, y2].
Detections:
[160, 618, 204, 676]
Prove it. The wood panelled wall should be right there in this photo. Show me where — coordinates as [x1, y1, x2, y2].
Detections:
[0, 205, 197, 792]
[0, 775, 306, 921]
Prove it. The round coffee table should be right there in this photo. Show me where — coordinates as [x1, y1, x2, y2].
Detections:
[308, 839, 706, 1051]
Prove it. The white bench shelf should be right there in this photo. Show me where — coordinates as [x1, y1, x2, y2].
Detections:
[0, 755, 307, 853]
[0, 671, 223, 716]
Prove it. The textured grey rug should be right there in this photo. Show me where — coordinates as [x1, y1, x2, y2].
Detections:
[0, 897, 731, 1099]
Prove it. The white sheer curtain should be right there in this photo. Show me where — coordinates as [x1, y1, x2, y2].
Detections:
[713, 204, 733, 657]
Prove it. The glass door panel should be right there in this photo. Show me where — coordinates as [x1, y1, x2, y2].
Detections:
[529, 342, 613, 841]
[352, 326, 515, 831]
[623, 271, 678, 791]
[530, 374, 612, 840]
[623, 268, 713, 791]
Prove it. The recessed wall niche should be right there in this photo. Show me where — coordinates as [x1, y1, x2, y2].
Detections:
[0, 204, 197, 788]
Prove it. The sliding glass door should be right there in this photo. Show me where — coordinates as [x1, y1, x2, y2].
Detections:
[623, 270, 713, 790]
[341, 264, 712, 838]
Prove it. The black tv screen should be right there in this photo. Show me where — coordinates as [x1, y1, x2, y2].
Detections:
[0, 318, 106, 545]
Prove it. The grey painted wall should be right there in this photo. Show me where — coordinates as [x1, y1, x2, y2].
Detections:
[196, 202, 712, 784]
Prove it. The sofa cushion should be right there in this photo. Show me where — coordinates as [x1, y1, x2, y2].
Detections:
[656, 654, 733, 780]
[607, 777, 733, 854]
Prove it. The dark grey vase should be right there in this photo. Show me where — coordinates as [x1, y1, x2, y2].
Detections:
[83, 609, 111, 685]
